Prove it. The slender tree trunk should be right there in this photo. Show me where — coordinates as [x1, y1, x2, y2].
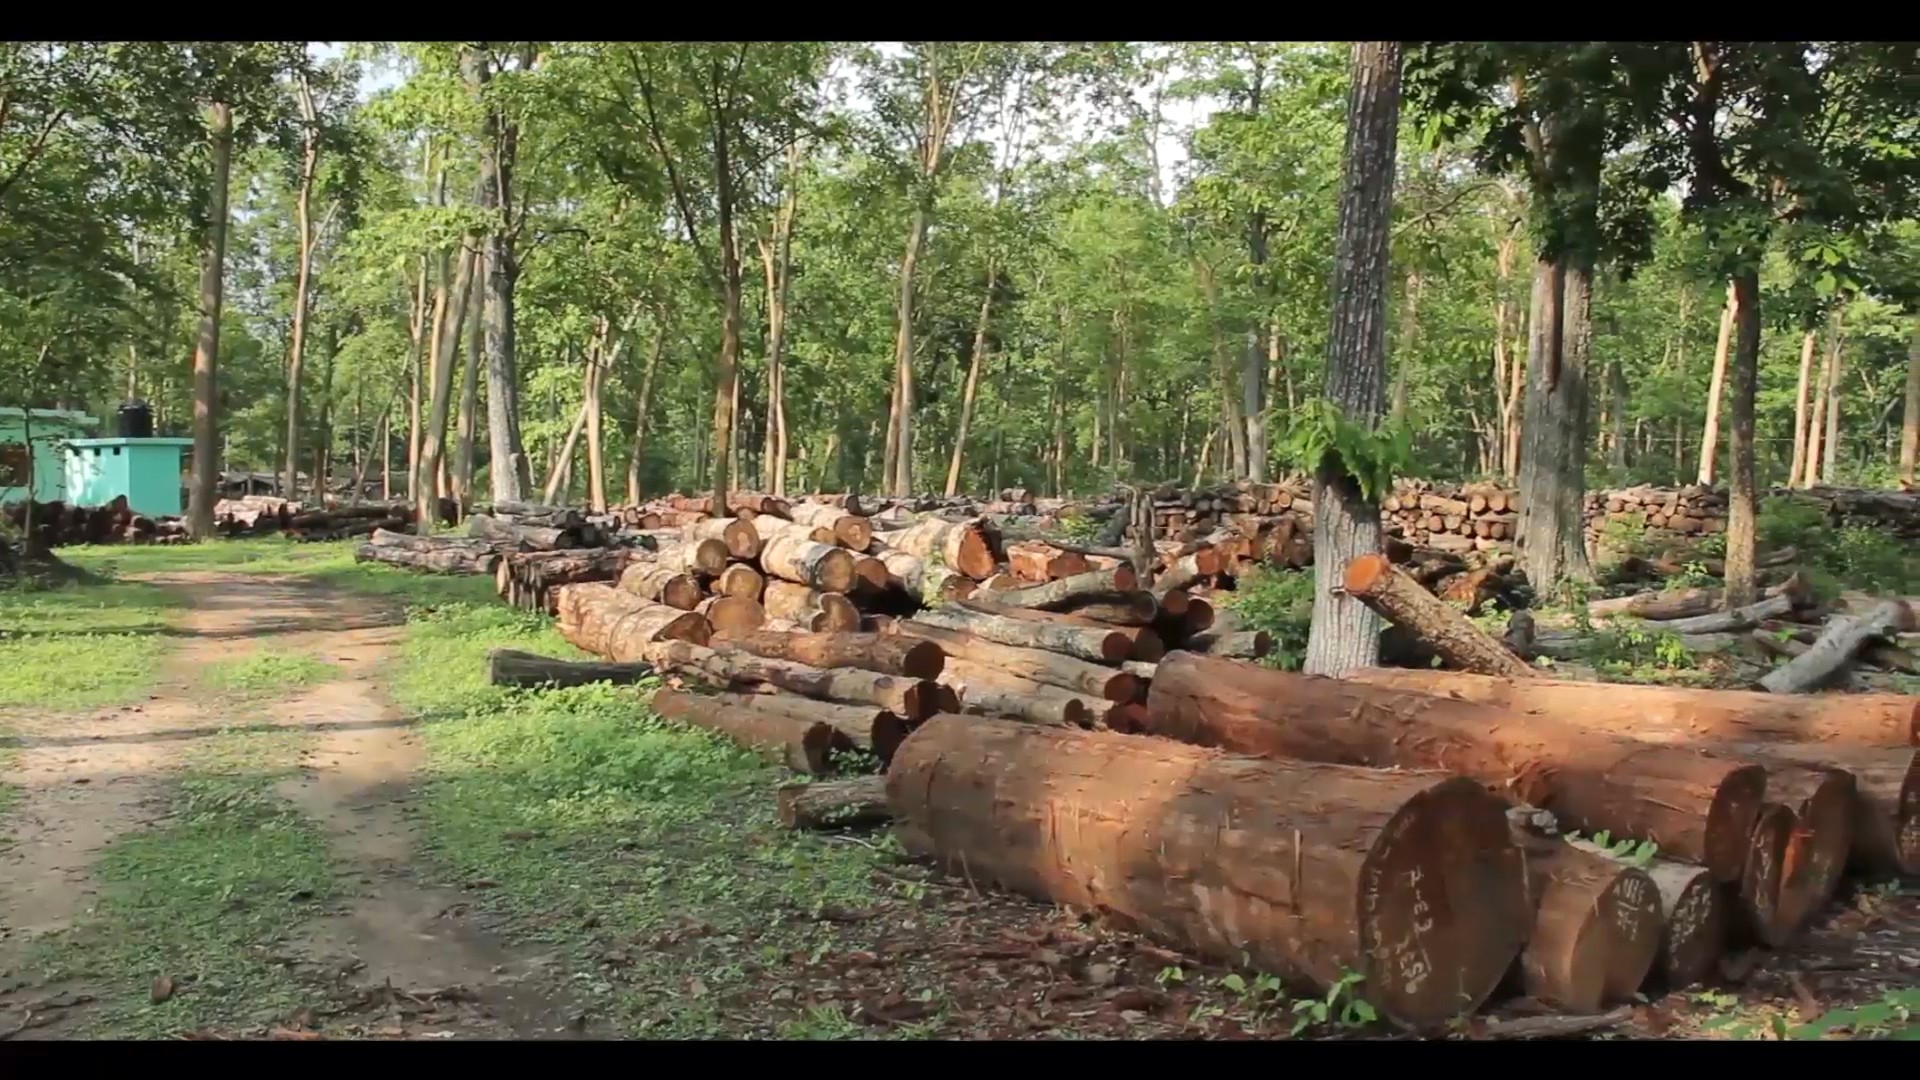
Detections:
[709, 124, 744, 512]
[1492, 229, 1517, 478]
[1822, 311, 1845, 484]
[889, 205, 929, 497]
[626, 328, 664, 505]
[759, 140, 800, 497]
[1789, 329, 1818, 488]
[1724, 271, 1762, 608]
[1608, 359, 1628, 474]
[468, 50, 531, 502]
[1902, 318, 1920, 486]
[1305, 40, 1400, 678]
[1803, 327, 1830, 489]
[584, 324, 609, 513]
[315, 322, 338, 502]
[1389, 268, 1422, 425]
[381, 409, 392, 501]
[946, 264, 995, 497]
[281, 78, 320, 500]
[454, 266, 483, 504]
[185, 100, 234, 541]
[1697, 283, 1736, 485]
[417, 234, 476, 529]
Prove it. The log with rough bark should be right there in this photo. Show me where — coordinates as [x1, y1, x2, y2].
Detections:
[1761, 600, 1916, 694]
[1147, 653, 1768, 883]
[553, 583, 712, 662]
[709, 629, 944, 680]
[1343, 554, 1536, 678]
[1342, 667, 1918, 746]
[885, 715, 1531, 1031]
[787, 502, 874, 552]
[1510, 836, 1663, 1012]
[778, 776, 892, 830]
[619, 561, 705, 611]
[749, 513, 834, 547]
[888, 620, 1136, 701]
[758, 531, 857, 594]
[651, 687, 846, 775]
[982, 565, 1139, 612]
[667, 491, 792, 519]
[1181, 629, 1272, 660]
[714, 562, 765, 600]
[939, 668, 1087, 728]
[684, 516, 761, 561]
[963, 601, 1166, 661]
[1056, 592, 1159, 626]
[1647, 593, 1797, 636]
[880, 515, 1001, 581]
[696, 595, 766, 636]
[876, 549, 926, 597]
[1588, 589, 1723, 621]
[468, 512, 581, 551]
[640, 640, 937, 720]
[485, 648, 655, 689]
[1715, 744, 1918, 878]
[497, 548, 635, 614]
[911, 604, 1130, 664]
[709, 692, 907, 765]
[354, 532, 501, 575]
[664, 537, 730, 577]
[762, 580, 861, 632]
[1152, 549, 1221, 597]
[1004, 540, 1091, 582]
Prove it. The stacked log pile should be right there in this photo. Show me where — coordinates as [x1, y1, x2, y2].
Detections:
[3, 496, 190, 547]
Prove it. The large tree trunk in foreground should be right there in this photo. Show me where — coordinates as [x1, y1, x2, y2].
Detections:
[885, 714, 1531, 1031]
[1342, 668, 1918, 746]
[553, 583, 712, 662]
[1343, 554, 1534, 677]
[486, 649, 653, 689]
[888, 621, 1137, 701]
[707, 629, 943, 680]
[1760, 600, 1913, 694]
[1511, 835, 1662, 1012]
[640, 640, 937, 720]
[1304, 40, 1400, 677]
[652, 687, 848, 775]
[1147, 653, 1768, 882]
[1515, 256, 1594, 599]
[1722, 271, 1762, 608]
[779, 776, 891, 830]
[186, 100, 235, 541]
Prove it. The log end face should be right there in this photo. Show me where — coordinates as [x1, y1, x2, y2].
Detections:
[1735, 804, 1794, 947]
[1357, 776, 1530, 1031]
[666, 612, 714, 648]
[1775, 770, 1856, 935]
[817, 592, 862, 632]
[1704, 763, 1769, 884]
[1112, 563, 1139, 592]
[1343, 553, 1394, 597]
[900, 640, 946, 681]
[818, 549, 858, 595]
[1595, 867, 1665, 1006]
[1658, 872, 1726, 992]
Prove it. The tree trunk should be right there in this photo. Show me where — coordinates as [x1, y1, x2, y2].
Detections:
[1803, 315, 1834, 488]
[1343, 554, 1535, 677]
[1722, 271, 1761, 608]
[708, 629, 943, 680]
[1696, 284, 1736, 485]
[625, 328, 665, 506]
[418, 238, 478, 530]
[1607, 360, 1628, 474]
[889, 205, 929, 498]
[185, 100, 234, 541]
[1304, 41, 1400, 677]
[541, 401, 589, 505]
[1515, 255, 1594, 598]
[467, 51, 531, 502]
[945, 265, 995, 497]
[778, 776, 892, 830]
[453, 268, 484, 506]
[652, 687, 847, 775]
[1389, 268, 1421, 425]
[1146, 653, 1770, 884]
[282, 81, 320, 500]
[887, 620, 1137, 701]
[1902, 318, 1920, 485]
[1821, 310, 1846, 484]
[486, 649, 654, 689]
[886, 714, 1532, 1032]
[1789, 330, 1818, 489]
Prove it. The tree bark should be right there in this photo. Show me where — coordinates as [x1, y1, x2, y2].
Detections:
[1902, 318, 1920, 485]
[1760, 600, 1914, 695]
[185, 100, 234, 541]
[778, 776, 892, 830]
[707, 629, 944, 680]
[552, 583, 712, 662]
[1145, 653, 1770, 883]
[1696, 283, 1736, 485]
[889, 205, 929, 498]
[641, 640, 937, 720]
[911, 605, 1130, 665]
[886, 619, 1136, 701]
[625, 327, 665, 506]
[978, 565, 1139, 612]
[946, 265, 995, 497]
[282, 75, 320, 500]
[1821, 310, 1846, 485]
[885, 714, 1532, 1031]
[454, 267, 484, 506]
[1723, 272, 1762, 607]
[468, 51, 531, 502]
[1516, 255, 1595, 598]
[652, 687, 847, 775]
[1803, 312, 1837, 488]
[418, 238, 478, 530]
[1304, 41, 1400, 677]
[486, 649, 654, 689]
[1789, 329, 1818, 490]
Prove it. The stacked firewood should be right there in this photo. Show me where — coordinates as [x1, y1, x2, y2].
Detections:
[3, 497, 191, 547]
[1585, 484, 1730, 544]
[1383, 479, 1522, 553]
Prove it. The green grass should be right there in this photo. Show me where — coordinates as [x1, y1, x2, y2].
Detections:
[23, 727, 333, 1037]
[200, 652, 339, 695]
[0, 579, 184, 708]
[58, 536, 359, 578]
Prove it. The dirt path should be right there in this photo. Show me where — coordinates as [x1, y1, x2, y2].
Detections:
[0, 571, 593, 1040]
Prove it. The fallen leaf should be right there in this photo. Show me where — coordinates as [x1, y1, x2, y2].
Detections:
[150, 975, 175, 1004]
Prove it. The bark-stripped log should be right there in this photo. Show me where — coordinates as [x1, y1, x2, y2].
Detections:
[885, 716, 1532, 1031]
[1343, 554, 1536, 678]
[762, 580, 861, 632]
[888, 620, 1136, 701]
[619, 560, 705, 611]
[1761, 600, 1915, 694]
[759, 531, 857, 594]
[710, 692, 907, 765]
[1146, 653, 1767, 883]
[787, 502, 874, 552]
[1511, 838, 1663, 1012]
[715, 562, 765, 600]
[650, 687, 845, 775]
[709, 629, 945, 680]
[553, 583, 712, 662]
[985, 565, 1139, 611]
[640, 640, 937, 720]
[778, 776, 892, 830]
[696, 595, 766, 636]
[485, 648, 654, 689]
[911, 604, 1130, 664]
[1341, 668, 1919, 746]
[684, 516, 761, 561]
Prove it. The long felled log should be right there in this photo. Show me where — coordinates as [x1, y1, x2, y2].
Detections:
[1715, 743, 1919, 878]
[763, 580, 861, 632]
[1340, 667, 1919, 747]
[939, 658, 1097, 728]
[778, 776, 892, 830]
[619, 561, 705, 611]
[1588, 588, 1720, 621]
[710, 629, 944, 680]
[1147, 653, 1768, 883]
[787, 502, 874, 552]
[468, 512, 580, 551]
[486, 649, 654, 689]
[1057, 591, 1160, 626]
[889, 620, 1135, 701]
[710, 692, 907, 765]
[1182, 629, 1272, 659]
[1344, 554, 1536, 678]
[651, 687, 847, 775]
[1761, 600, 1915, 694]
[881, 515, 1000, 581]
[355, 533, 501, 575]
[759, 531, 856, 594]
[553, 583, 711, 662]
[1510, 836, 1663, 1012]
[640, 640, 937, 720]
[984, 565, 1139, 611]
[885, 715, 1532, 1031]
[962, 600, 1165, 661]
[911, 604, 1129, 664]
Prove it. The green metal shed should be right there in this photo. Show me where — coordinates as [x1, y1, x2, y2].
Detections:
[0, 407, 98, 506]
[64, 437, 195, 517]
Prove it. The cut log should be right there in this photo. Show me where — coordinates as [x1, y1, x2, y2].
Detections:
[759, 531, 857, 594]
[619, 561, 706, 611]
[748, 512, 834, 547]
[851, 555, 891, 593]
[912, 604, 1130, 665]
[1711, 744, 1918, 878]
[715, 562, 765, 600]
[889, 621, 1136, 701]
[787, 502, 874, 552]
[354, 538, 499, 575]
[1561, 844, 1724, 992]
[485, 648, 654, 689]
[651, 687, 846, 775]
[552, 583, 712, 662]
[961, 601, 1165, 662]
[1146, 653, 1768, 883]
[468, 513, 579, 551]
[1343, 554, 1536, 678]
[777, 777, 892, 830]
[640, 640, 937, 720]
[1511, 837, 1663, 1012]
[881, 515, 1000, 580]
[1005, 540, 1092, 582]
[1650, 593, 1797, 635]
[709, 629, 945, 680]
[983, 565, 1139, 611]
[1152, 550, 1220, 597]
[1761, 765, 1855, 943]
[711, 692, 907, 765]
[762, 581, 861, 632]
[877, 549, 926, 597]
[1340, 668, 1919, 746]
[1058, 591, 1159, 626]
[884, 716, 1532, 1031]
[941, 672, 1086, 728]
[1182, 629, 1272, 659]
[663, 537, 730, 577]
[1761, 600, 1916, 694]
[696, 595, 766, 636]
[1733, 805, 1795, 946]
[684, 516, 761, 561]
